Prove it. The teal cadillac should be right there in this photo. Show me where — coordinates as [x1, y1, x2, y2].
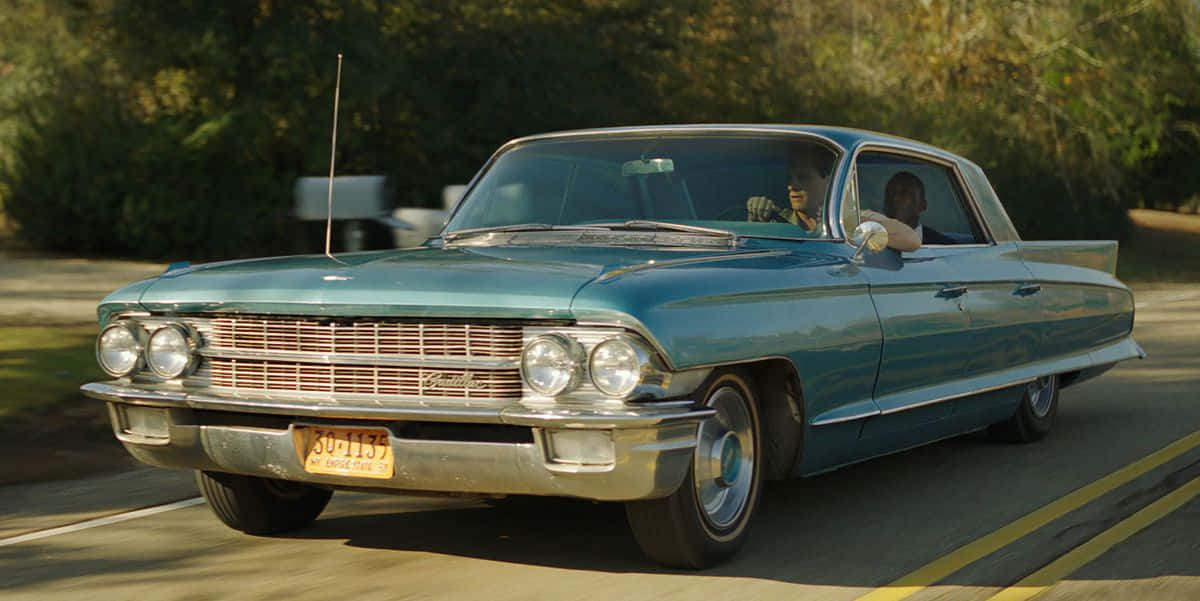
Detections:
[82, 125, 1142, 568]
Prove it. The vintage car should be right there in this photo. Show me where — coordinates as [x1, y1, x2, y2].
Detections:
[82, 125, 1142, 568]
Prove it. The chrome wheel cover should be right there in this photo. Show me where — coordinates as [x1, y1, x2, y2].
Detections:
[693, 384, 755, 530]
[1028, 375, 1056, 418]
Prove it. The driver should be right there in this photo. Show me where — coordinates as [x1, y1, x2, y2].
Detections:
[745, 153, 828, 232]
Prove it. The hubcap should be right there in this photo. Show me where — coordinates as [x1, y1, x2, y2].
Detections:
[710, 432, 742, 487]
[694, 384, 754, 530]
[1028, 375, 1056, 418]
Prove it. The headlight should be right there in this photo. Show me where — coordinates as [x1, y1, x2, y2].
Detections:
[520, 334, 582, 396]
[145, 324, 197, 379]
[589, 338, 645, 397]
[96, 322, 144, 377]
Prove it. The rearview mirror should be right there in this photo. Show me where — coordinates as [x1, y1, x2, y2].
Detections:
[622, 158, 674, 176]
[850, 220, 888, 261]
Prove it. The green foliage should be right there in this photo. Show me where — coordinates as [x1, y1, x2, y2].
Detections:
[2, 0, 1199, 258]
[3, 106, 138, 254]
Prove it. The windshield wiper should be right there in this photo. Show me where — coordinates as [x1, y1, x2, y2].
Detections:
[443, 220, 738, 247]
[443, 223, 607, 242]
[595, 220, 737, 239]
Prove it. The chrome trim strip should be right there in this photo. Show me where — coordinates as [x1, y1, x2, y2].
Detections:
[502, 126, 847, 155]
[196, 347, 519, 369]
[809, 408, 882, 426]
[628, 399, 699, 408]
[499, 406, 714, 429]
[635, 353, 805, 378]
[444, 229, 736, 250]
[84, 382, 507, 422]
[198, 386, 519, 406]
[82, 382, 713, 428]
[809, 377, 1039, 426]
[876, 377, 1036, 416]
[596, 249, 791, 281]
[112, 311, 152, 319]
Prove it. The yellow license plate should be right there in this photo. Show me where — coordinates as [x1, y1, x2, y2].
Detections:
[298, 426, 394, 479]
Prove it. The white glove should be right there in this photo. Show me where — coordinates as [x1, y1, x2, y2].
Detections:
[746, 196, 781, 222]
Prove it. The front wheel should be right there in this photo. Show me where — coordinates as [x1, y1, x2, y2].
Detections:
[990, 374, 1059, 443]
[625, 370, 763, 568]
[196, 471, 332, 535]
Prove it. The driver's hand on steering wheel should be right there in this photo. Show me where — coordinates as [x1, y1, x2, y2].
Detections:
[746, 196, 781, 222]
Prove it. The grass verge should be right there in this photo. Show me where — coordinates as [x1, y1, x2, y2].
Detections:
[0, 324, 136, 485]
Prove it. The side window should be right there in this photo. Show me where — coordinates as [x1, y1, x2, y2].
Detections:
[855, 151, 986, 245]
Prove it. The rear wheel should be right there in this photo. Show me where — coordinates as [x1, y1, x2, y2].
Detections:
[196, 471, 332, 535]
[625, 370, 763, 568]
[990, 375, 1059, 443]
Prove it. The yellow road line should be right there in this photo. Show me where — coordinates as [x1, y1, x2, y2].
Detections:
[853, 430, 1200, 601]
[985, 474, 1200, 601]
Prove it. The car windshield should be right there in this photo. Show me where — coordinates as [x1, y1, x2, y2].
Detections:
[444, 134, 840, 241]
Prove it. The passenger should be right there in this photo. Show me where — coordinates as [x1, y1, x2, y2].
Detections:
[872, 171, 957, 246]
[745, 153, 829, 233]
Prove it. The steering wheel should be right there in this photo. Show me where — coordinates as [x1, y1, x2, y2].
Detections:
[713, 204, 750, 221]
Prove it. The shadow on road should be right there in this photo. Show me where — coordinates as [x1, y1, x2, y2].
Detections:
[269, 296, 1199, 587]
[279, 425, 1199, 586]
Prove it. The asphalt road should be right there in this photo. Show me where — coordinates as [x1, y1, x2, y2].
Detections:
[1, 286, 1197, 601]
[0, 255, 163, 325]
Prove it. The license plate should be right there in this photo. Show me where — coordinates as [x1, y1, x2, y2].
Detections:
[297, 426, 393, 479]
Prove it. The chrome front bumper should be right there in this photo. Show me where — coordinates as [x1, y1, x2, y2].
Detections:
[82, 382, 712, 501]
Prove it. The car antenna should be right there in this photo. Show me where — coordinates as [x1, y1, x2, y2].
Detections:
[324, 52, 346, 264]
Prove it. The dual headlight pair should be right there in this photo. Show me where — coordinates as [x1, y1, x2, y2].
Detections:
[521, 334, 652, 398]
[97, 321, 197, 379]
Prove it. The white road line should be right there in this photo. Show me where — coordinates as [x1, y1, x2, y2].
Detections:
[0, 497, 205, 547]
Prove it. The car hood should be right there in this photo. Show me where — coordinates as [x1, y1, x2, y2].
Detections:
[130, 245, 769, 319]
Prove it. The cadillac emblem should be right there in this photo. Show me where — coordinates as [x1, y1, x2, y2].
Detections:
[420, 371, 487, 390]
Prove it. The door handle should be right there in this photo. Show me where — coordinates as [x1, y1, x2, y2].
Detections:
[937, 284, 968, 299]
[1014, 283, 1042, 297]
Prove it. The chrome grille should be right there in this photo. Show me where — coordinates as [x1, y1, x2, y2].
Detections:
[206, 317, 523, 358]
[207, 359, 522, 400]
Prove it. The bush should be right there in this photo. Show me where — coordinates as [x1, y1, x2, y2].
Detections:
[1, 107, 293, 260]
[2, 107, 137, 255]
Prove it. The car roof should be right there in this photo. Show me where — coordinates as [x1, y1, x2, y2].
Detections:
[505, 124, 970, 165]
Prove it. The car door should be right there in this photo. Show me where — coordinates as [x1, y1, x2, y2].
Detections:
[855, 150, 1037, 435]
[906, 158, 1041, 421]
[852, 151, 976, 435]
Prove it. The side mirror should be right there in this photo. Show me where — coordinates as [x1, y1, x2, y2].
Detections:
[850, 220, 888, 261]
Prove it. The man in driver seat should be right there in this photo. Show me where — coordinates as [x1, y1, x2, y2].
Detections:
[745, 153, 827, 232]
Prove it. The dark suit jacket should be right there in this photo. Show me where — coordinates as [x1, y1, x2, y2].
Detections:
[921, 225, 958, 245]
